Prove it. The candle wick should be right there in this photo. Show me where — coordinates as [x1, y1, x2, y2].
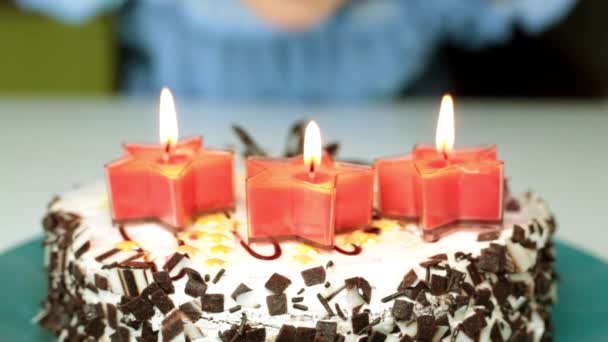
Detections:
[163, 142, 171, 162]
[442, 150, 448, 161]
[308, 162, 316, 180]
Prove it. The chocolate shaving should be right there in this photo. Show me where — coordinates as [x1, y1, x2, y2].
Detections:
[461, 312, 486, 339]
[430, 274, 448, 295]
[493, 279, 513, 305]
[398, 270, 418, 291]
[293, 303, 308, 311]
[478, 244, 507, 273]
[316, 293, 335, 317]
[150, 289, 175, 314]
[84, 318, 105, 339]
[163, 253, 186, 273]
[478, 231, 500, 242]
[213, 268, 226, 284]
[295, 327, 317, 342]
[201, 294, 224, 313]
[123, 296, 154, 321]
[301, 266, 326, 287]
[74, 241, 90, 258]
[265, 273, 292, 294]
[345, 277, 372, 304]
[153, 271, 175, 294]
[419, 259, 443, 268]
[315, 321, 337, 342]
[369, 331, 387, 342]
[140, 321, 158, 342]
[246, 327, 266, 342]
[335, 303, 347, 320]
[391, 299, 414, 321]
[266, 294, 288, 316]
[467, 262, 484, 285]
[110, 326, 130, 342]
[140, 282, 161, 299]
[351, 312, 370, 334]
[94, 248, 120, 262]
[415, 291, 430, 307]
[490, 322, 504, 342]
[94, 273, 108, 291]
[475, 289, 494, 311]
[276, 325, 297, 342]
[185, 277, 207, 298]
[512, 225, 526, 243]
[179, 299, 203, 322]
[161, 310, 184, 341]
[381, 290, 406, 303]
[231, 283, 252, 300]
[415, 315, 436, 341]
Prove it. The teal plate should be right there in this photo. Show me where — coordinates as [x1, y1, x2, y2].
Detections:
[0, 239, 606, 341]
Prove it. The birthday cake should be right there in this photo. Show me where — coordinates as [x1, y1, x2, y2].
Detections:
[38, 180, 556, 342]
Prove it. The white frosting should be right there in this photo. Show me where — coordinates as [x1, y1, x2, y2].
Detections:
[47, 181, 555, 342]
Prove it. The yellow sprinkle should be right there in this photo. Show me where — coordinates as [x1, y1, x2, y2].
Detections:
[343, 231, 378, 247]
[204, 258, 225, 267]
[210, 244, 231, 255]
[293, 244, 320, 256]
[115, 240, 139, 251]
[205, 232, 231, 243]
[195, 213, 230, 226]
[291, 254, 315, 265]
[177, 245, 200, 257]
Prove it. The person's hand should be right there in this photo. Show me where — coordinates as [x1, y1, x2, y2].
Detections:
[244, 0, 345, 31]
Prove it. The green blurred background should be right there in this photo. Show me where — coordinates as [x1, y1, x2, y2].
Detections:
[0, 2, 117, 95]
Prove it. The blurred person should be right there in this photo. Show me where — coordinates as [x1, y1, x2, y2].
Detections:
[16, 0, 576, 101]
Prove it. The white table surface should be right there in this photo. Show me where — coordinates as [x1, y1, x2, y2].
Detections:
[1, 98, 607, 261]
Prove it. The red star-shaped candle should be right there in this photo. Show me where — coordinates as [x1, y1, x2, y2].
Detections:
[106, 88, 234, 228]
[375, 95, 504, 241]
[246, 121, 374, 247]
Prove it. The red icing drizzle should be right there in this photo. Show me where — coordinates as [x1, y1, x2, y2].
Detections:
[233, 232, 282, 261]
[333, 244, 362, 256]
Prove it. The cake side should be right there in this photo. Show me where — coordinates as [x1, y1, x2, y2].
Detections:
[38, 183, 557, 342]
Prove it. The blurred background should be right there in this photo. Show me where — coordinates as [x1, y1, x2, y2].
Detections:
[0, 0, 606, 100]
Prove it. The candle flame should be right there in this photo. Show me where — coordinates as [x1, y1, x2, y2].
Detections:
[303, 120, 322, 170]
[159, 87, 179, 148]
[435, 94, 455, 153]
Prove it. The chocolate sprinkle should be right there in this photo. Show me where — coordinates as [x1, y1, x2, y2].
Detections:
[213, 268, 226, 284]
[276, 325, 297, 342]
[297, 288, 305, 295]
[110, 327, 130, 342]
[84, 318, 105, 338]
[229, 305, 242, 313]
[430, 274, 448, 295]
[415, 315, 436, 341]
[466, 262, 484, 286]
[345, 277, 372, 304]
[301, 266, 326, 287]
[163, 253, 186, 273]
[315, 321, 337, 342]
[478, 231, 500, 242]
[161, 310, 184, 341]
[74, 241, 90, 258]
[95, 248, 120, 262]
[185, 277, 208, 298]
[123, 296, 154, 321]
[381, 291, 406, 303]
[291, 297, 304, 303]
[150, 289, 175, 314]
[391, 299, 414, 321]
[316, 293, 335, 317]
[352, 312, 370, 334]
[231, 283, 252, 300]
[179, 299, 203, 322]
[293, 303, 309, 311]
[266, 294, 288, 316]
[398, 270, 418, 291]
[295, 327, 317, 342]
[153, 271, 175, 294]
[368, 331, 387, 342]
[201, 294, 224, 313]
[335, 303, 347, 320]
[94, 273, 108, 291]
[265, 273, 292, 294]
